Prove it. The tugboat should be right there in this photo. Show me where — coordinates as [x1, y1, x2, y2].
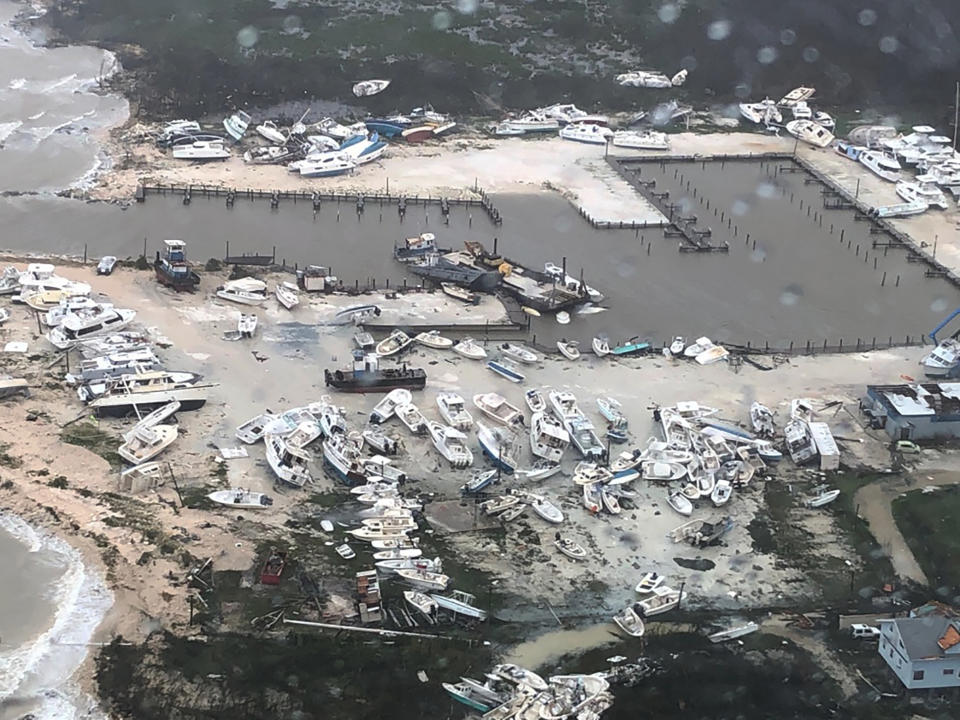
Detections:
[324, 350, 427, 393]
[154, 239, 201, 292]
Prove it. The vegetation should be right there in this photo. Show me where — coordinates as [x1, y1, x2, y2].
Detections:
[62, 419, 123, 467]
[893, 486, 960, 592]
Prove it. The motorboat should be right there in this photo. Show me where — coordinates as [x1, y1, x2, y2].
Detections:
[275, 284, 299, 310]
[401, 126, 435, 143]
[921, 338, 960, 377]
[596, 396, 625, 424]
[708, 621, 759, 644]
[477, 421, 520, 473]
[436, 391, 473, 430]
[375, 329, 413, 357]
[264, 432, 312, 487]
[859, 150, 901, 182]
[462, 469, 498, 494]
[635, 572, 665, 594]
[414, 330, 453, 349]
[611, 130, 670, 150]
[637, 586, 684, 616]
[353, 329, 374, 350]
[379, 557, 441, 575]
[750, 402, 776, 437]
[216, 278, 268, 306]
[611, 337, 650, 355]
[255, 120, 287, 144]
[872, 201, 929, 218]
[896, 177, 948, 209]
[548, 389, 581, 421]
[668, 336, 685, 356]
[339, 133, 387, 165]
[348, 525, 412, 542]
[530, 411, 569, 463]
[370, 388, 413, 423]
[573, 462, 613, 486]
[426, 421, 474, 468]
[814, 111, 835, 130]
[23, 288, 88, 312]
[566, 417, 604, 459]
[791, 100, 813, 120]
[396, 402, 428, 434]
[784, 419, 817, 464]
[223, 110, 251, 140]
[524, 388, 546, 413]
[331, 304, 381, 325]
[554, 536, 587, 560]
[711, 479, 733, 506]
[807, 487, 840, 508]
[361, 429, 400, 455]
[373, 548, 422, 560]
[453, 337, 487, 360]
[335, 544, 356, 560]
[487, 359, 525, 384]
[498, 503, 526, 523]
[681, 482, 701, 501]
[582, 482, 602, 513]
[499, 343, 538, 364]
[430, 590, 488, 620]
[539, 103, 608, 126]
[118, 423, 177, 465]
[528, 494, 564, 523]
[481, 494, 520, 515]
[592, 336, 611, 357]
[739, 98, 781, 125]
[600, 486, 621, 514]
[296, 153, 356, 178]
[610, 448, 643, 473]
[543, 262, 604, 303]
[208, 489, 273, 509]
[47, 308, 136, 350]
[493, 113, 561, 135]
[64, 348, 159, 386]
[616, 70, 672, 88]
[360, 456, 406, 484]
[785, 119, 835, 148]
[612, 604, 645, 637]
[473, 392, 524, 426]
[171, 139, 230, 160]
[666, 490, 693, 516]
[96, 256, 117, 276]
[779, 86, 816, 106]
[237, 313, 257, 338]
[440, 282, 479, 303]
[557, 339, 581, 360]
[403, 590, 439, 622]
[683, 336, 713, 358]
[559, 123, 612, 145]
[353, 78, 391, 97]
[522, 460, 562, 481]
[83, 371, 212, 416]
[695, 344, 730, 365]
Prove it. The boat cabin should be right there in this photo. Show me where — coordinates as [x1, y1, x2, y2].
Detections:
[155, 239, 200, 291]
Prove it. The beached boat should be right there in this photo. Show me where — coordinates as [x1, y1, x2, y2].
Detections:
[555, 536, 587, 560]
[462, 469, 498, 494]
[500, 343, 538, 365]
[612, 604, 645, 637]
[711, 479, 733, 506]
[373, 548, 422, 560]
[348, 525, 411, 542]
[154, 239, 200, 292]
[495, 113, 560, 134]
[635, 572, 666, 594]
[859, 150, 901, 182]
[612, 337, 650, 356]
[430, 590, 488, 620]
[666, 490, 693, 516]
[487, 359, 525, 383]
[523, 389, 546, 414]
[172, 139, 230, 160]
[567, 417, 604, 459]
[260, 548, 286, 585]
[255, 120, 287, 144]
[453, 337, 487, 360]
[297, 153, 356, 178]
[739, 98, 781, 125]
[600, 486, 622, 514]
[709, 621, 759, 643]
[481, 494, 521, 515]
[440, 282, 479, 304]
[47, 308, 137, 350]
[396, 402, 428, 434]
[592, 336, 611, 357]
[322, 433, 368, 486]
[414, 330, 453, 349]
[582, 482, 602, 513]
[637, 586, 684, 616]
[237, 313, 257, 338]
[359, 457, 406, 483]
[361, 429, 400, 455]
[426, 421, 474, 468]
[530, 411, 569, 463]
[335, 544, 356, 560]
[499, 503, 526, 523]
[403, 589, 439, 620]
[557, 339, 581, 360]
[118, 423, 177, 465]
[473, 392, 524, 426]
[807, 487, 840, 508]
[436, 391, 473, 430]
[897, 177, 949, 209]
[559, 122, 612, 145]
[396, 567, 450, 591]
[401, 126, 435, 143]
[84, 372, 212, 417]
[265, 432, 312, 487]
[208, 488, 273, 509]
[784, 419, 817, 464]
[370, 387, 413, 423]
[527, 494, 564, 524]
[332, 304, 381, 325]
[695, 344, 730, 365]
[522, 460, 562, 481]
[596, 396, 625, 424]
[477, 421, 520, 473]
[750, 401, 776, 436]
[611, 129, 669, 150]
[275, 284, 299, 310]
[216, 278, 268, 306]
[375, 329, 413, 357]
[785, 119, 835, 148]
[96, 256, 117, 276]
[353, 329, 375, 351]
[325, 351, 426, 393]
[223, 110, 251, 140]
[616, 69, 672, 88]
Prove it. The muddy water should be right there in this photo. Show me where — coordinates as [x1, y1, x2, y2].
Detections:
[0, 181, 956, 349]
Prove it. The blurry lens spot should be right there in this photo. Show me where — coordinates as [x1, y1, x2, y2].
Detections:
[931, 298, 948, 313]
[707, 20, 732, 41]
[731, 199, 750, 216]
[456, 0, 479, 14]
[658, 3, 681, 24]
[757, 46, 778, 64]
[237, 26, 259, 48]
[432, 11, 453, 30]
[858, 9, 878, 26]
[802, 46, 820, 63]
[780, 285, 803, 306]
[282, 15, 301, 33]
[879, 36, 899, 54]
[780, 29, 797, 46]
[755, 182, 776, 199]
[749, 247, 767, 263]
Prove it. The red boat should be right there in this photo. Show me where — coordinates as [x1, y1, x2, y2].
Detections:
[401, 126, 434, 143]
[260, 548, 287, 585]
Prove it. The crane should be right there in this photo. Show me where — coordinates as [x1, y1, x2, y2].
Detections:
[929, 307, 960, 342]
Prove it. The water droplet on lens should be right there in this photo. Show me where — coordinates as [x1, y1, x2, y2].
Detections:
[282, 15, 301, 33]
[731, 199, 750, 216]
[658, 3, 680, 24]
[931, 298, 948, 313]
[780, 29, 796, 46]
[707, 20, 732, 41]
[879, 36, 898, 54]
[858, 9, 877, 26]
[802, 46, 820, 63]
[237, 26, 259, 48]
[749, 247, 766, 263]
[432, 10, 452, 30]
[734, 83, 751, 99]
[456, 0, 479, 14]
[757, 46, 778, 64]
[755, 182, 776, 199]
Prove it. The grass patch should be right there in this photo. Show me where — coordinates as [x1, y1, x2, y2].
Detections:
[893, 486, 960, 592]
[0, 442, 23, 468]
[62, 420, 123, 468]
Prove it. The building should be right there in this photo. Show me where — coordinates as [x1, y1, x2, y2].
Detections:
[863, 383, 960, 441]
[878, 611, 960, 690]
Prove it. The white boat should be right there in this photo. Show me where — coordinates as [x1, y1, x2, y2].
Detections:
[896, 177, 948, 209]
[528, 495, 564, 523]
[522, 460, 562, 481]
[785, 119, 835, 148]
[353, 79, 391, 97]
[216, 278, 268, 306]
[530, 411, 569, 463]
[557, 339, 581, 360]
[750, 402, 776, 436]
[572, 462, 613, 486]
[255, 120, 287, 144]
[171, 140, 230, 160]
[275, 284, 299, 310]
[473, 392, 524, 426]
[487, 360, 525, 384]
[440, 283, 478, 303]
[695, 345, 729, 365]
[369, 537, 419, 550]
[237, 313, 257, 338]
[498, 504, 526, 523]
[361, 454, 405, 483]
[616, 70, 672, 88]
[596, 396, 624, 423]
[499, 343, 538, 364]
[610, 448, 643, 473]
[395, 567, 449, 591]
[403, 590, 438, 618]
[611, 130, 669, 150]
[96, 256, 117, 275]
[453, 337, 487, 360]
[859, 150, 901, 182]
[600, 486, 621, 514]
[814, 111, 835, 130]
[0, 266, 20, 295]
[353, 329, 374, 350]
[264, 432, 312, 487]
[784, 419, 817, 464]
[495, 112, 561, 135]
[640, 459, 686, 482]
[430, 590, 488, 620]
[370, 388, 412, 424]
[47, 308, 136, 350]
[415, 330, 453, 349]
[708, 621, 759, 643]
[711, 479, 733, 506]
[872, 201, 929, 218]
[361, 429, 400, 455]
[791, 100, 813, 120]
[637, 585, 684, 616]
[539, 103, 609, 126]
[207, 489, 273, 509]
[373, 548, 422, 560]
[462, 469, 497, 494]
[297, 153, 356, 178]
[375, 329, 413, 357]
[349, 526, 411, 542]
[592, 336, 611, 357]
[436, 391, 473, 430]
[331, 304, 381, 325]
[582, 482, 602, 513]
[635, 572, 665, 594]
[118, 424, 177, 465]
[612, 605, 645, 637]
[426, 421, 473, 468]
[524, 388, 546, 413]
[739, 98, 781, 125]
[807, 488, 840, 508]
[223, 110, 251, 140]
[64, 348, 159, 386]
[566, 417, 604, 460]
[666, 490, 693, 516]
[396, 402, 428, 434]
[335, 544, 356, 560]
[921, 338, 960, 377]
[477, 421, 520, 473]
[779, 86, 816, 106]
[555, 537, 587, 560]
[559, 123, 612, 145]
[683, 336, 713, 358]
[669, 336, 685, 355]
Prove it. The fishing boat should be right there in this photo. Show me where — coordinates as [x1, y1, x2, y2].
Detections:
[361, 429, 400, 455]
[259, 548, 286, 585]
[635, 572, 665, 594]
[426, 421, 474, 468]
[335, 544, 356, 560]
[370, 387, 413, 423]
[666, 490, 693, 516]
[582, 482, 602, 513]
[435, 391, 473, 430]
[414, 330, 453, 349]
[265, 432, 312, 487]
[375, 329, 413, 357]
[207, 489, 273, 509]
[453, 337, 487, 360]
[403, 590, 439, 621]
[596, 397, 625, 424]
[567, 417, 604, 459]
[708, 621, 759, 643]
[396, 402, 428, 434]
[528, 494, 564, 523]
[637, 586, 684, 616]
[897, 177, 949, 209]
[323, 433, 369, 486]
[487, 359, 525, 383]
[559, 122, 612, 145]
[430, 590, 488, 620]
[807, 487, 840, 508]
[223, 110, 251, 140]
[275, 284, 299, 310]
[750, 401, 776, 436]
[612, 604, 645, 637]
[785, 119, 835, 148]
[461, 469, 498, 494]
[118, 423, 177, 465]
[499, 343, 539, 365]
[859, 150, 901, 182]
[154, 240, 200, 292]
[361, 455, 404, 483]
[379, 558, 441, 575]
[332, 304, 381, 325]
[530, 411, 569, 463]
[681, 482, 701, 501]
[572, 462, 613, 486]
[499, 504, 526, 523]
[481, 494, 520, 515]
[784, 419, 817, 464]
[374, 548, 422, 560]
[473, 392, 524, 426]
[216, 278, 268, 306]
[555, 536, 587, 560]
[612, 337, 650, 356]
[522, 460, 562, 481]
[395, 567, 450, 591]
[711, 479, 733, 506]
[477, 421, 520, 473]
[557, 339, 581, 360]
[324, 351, 426, 393]
[600, 486, 622, 514]
[237, 313, 257, 338]
[611, 129, 670, 150]
[592, 336, 611, 357]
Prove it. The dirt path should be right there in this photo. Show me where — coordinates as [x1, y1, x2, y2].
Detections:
[853, 468, 960, 585]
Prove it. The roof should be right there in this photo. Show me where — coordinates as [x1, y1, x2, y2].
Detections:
[890, 616, 960, 660]
[869, 383, 960, 418]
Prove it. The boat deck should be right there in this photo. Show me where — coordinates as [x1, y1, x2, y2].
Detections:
[501, 271, 582, 311]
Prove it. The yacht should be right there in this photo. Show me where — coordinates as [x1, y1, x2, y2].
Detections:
[559, 123, 612, 145]
[611, 129, 670, 150]
[171, 140, 230, 160]
[921, 338, 960, 378]
[426, 421, 474, 468]
[47, 307, 137, 350]
[44, 296, 107, 327]
[255, 120, 287, 144]
[896, 176, 949, 209]
[339, 132, 387, 165]
[17, 263, 90, 300]
[65, 348, 160, 386]
[539, 103, 608, 125]
[859, 150, 901, 182]
[493, 113, 560, 135]
[266, 432, 312, 487]
[216, 278, 268, 306]
[530, 411, 570, 463]
[84, 371, 213, 417]
[785, 119, 835, 148]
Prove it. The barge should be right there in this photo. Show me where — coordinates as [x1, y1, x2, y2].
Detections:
[324, 350, 427, 393]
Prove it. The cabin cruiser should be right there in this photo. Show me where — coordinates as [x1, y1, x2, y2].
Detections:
[353, 79, 391, 97]
[338, 132, 387, 165]
[785, 119, 834, 148]
[493, 113, 560, 135]
[17, 263, 90, 301]
[920, 338, 960, 378]
[44, 296, 109, 327]
[784, 419, 817, 464]
[896, 176, 949, 210]
[65, 348, 160, 386]
[47, 307, 136, 350]
[611, 129, 670, 150]
[559, 123, 612, 145]
[295, 153, 356, 178]
[859, 150, 901, 182]
[255, 120, 287, 144]
[739, 98, 781, 125]
[538, 103, 609, 126]
[530, 411, 570, 463]
[790, 100, 813, 120]
[222, 110, 251, 141]
[216, 278, 268, 306]
[266, 432, 312, 487]
[171, 139, 230, 160]
[83, 370, 213, 416]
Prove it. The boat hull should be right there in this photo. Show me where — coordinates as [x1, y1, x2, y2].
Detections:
[154, 263, 200, 292]
[324, 368, 426, 393]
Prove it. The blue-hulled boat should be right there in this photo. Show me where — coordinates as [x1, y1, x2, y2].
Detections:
[477, 422, 518, 473]
[461, 469, 497, 494]
[365, 119, 408, 138]
[487, 360, 525, 383]
[612, 337, 651, 355]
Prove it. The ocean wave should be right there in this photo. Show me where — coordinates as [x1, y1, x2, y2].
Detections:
[8, 77, 26, 90]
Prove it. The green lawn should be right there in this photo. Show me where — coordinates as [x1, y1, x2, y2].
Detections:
[893, 486, 960, 590]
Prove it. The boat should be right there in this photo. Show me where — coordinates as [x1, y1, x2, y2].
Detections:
[364, 118, 407, 138]
[296, 153, 356, 178]
[353, 329, 375, 350]
[430, 590, 488, 620]
[711, 479, 733, 506]
[637, 586, 684, 616]
[554, 536, 587, 560]
[64, 348, 159, 386]
[403, 589, 439, 619]
[592, 336, 611, 357]
[373, 547, 422, 561]
[325, 351, 426, 393]
[499, 504, 526, 523]
[784, 419, 817, 464]
[557, 339, 581, 361]
[543, 262, 604, 304]
[237, 313, 257, 338]
[473, 392, 524, 426]
[265, 432, 312, 487]
[859, 150, 901, 182]
[370, 388, 413, 423]
[896, 177, 949, 209]
[462, 469, 498, 494]
[0, 266, 20, 295]
[453, 337, 487, 360]
[600, 486, 621, 514]
[360, 457, 406, 483]
[616, 69, 672, 88]
[779, 86, 816, 106]
[666, 490, 693, 516]
[275, 284, 299, 310]
[487, 359, 525, 383]
[529, 411, 569, 463]
[440, 282, 479, 304]
[414, 330, 453, 350]
[611, 130, 670, 150]
[482, 494, 520, 515]
[395, 567, 449, 591]
[394, 233, 440, 263]
[582, 482, 602, 513]
[426, 421, 473, 468]
[872, 201, 929, 218]
[807, 488, 840, 508]
[223, 110, 251, 141]
[207, 489, 273, 509]
[436, 392, 473, 430]
[154, 240, 200, 292]
[596, 397, 625, 424]
[524, 388, 546, 413]
[739, 98, 781, 125]
[396, 402, 428, 434]
[401, 126, 435, 143]
[612, 604, 645, 637]
[332, 304, 381, 325]
[118, 423, 177, 465]
[353, 78, 391, 96]
[666, 336, 685, 356]
[96, 256, 117, 276]
[335, 544, 356, 560]
[254, 120, 287, 144]
[259, 548, 286, 585]
[375, 329, 415, 358]
[556, 311, 570, 325]
[559, 122, 612, 145]
[785, 119, 835, 148]
[499, 343, 538, 365]
[322, 433, 368, 485]
[216, 278, 268, 306]
[171, 139, 230, 160]
[921, 338, 960, 377]
[369, 537, 419, 550]
[754, 439, 782, 463]
[528, 495, 564, 523]
[709, 621, 759, 643]
[494, 113, 560, 134]
[348, 525, 412, 542]
[695, 344, 730, 365]
[477, 421, 520, 473]
[612, 337, 650, 356]
[750, 402, 776, 436]
[84, 372, 212, 417]
[361, 429, 400, 455]
[567, 417, 604, 459]
[682, 336, 712, 358]
[573, 462, 613, 486]
[635, 572, 665, 594]
[47, 308, 137, 350]
[522, 460, 562, 481]
[681, 482, 701, 501]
